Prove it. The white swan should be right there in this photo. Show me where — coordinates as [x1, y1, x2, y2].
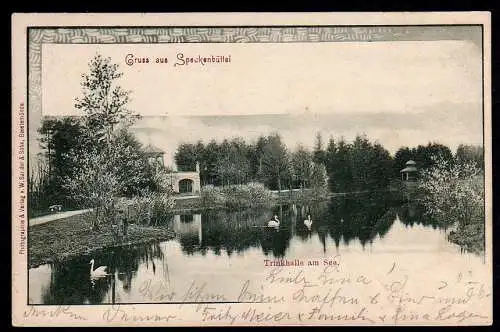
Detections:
[89, 259, 108, 279]
[268, 215, 280, 228]
[304, 215, 313, 229]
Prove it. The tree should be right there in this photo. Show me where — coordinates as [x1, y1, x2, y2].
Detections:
[63, 145, 122, 230]
[393, 142, 454, 179]
[291, 145, 313, 190]
[215, 138, 251, 185]
[414, 142, 454, 171]
[330, 137, 352, 192]
[418, 156, 484, 253]
[313, 131, 326, 165]
[325, 137, 337, 191]
[393, 146, 414, 177]
[229, 138, 251, 185]
[65, 54, 145, 227]
[175, 143, 198, 171]
[368, 142, 393, 189]
[349, 134, 372, 191]
[456, 144, 484, 170]
[325, 135, 393, 192]
[113, 128, 157, 196]
[215, 139, 232, 186]
[203, 139, 220, 185]
[74, 54, 140, 148]
[310, 162, 328, 191]
[36, 117, 85, 207]
[248, 135, 268, 182]
[260, 134, 289, 192]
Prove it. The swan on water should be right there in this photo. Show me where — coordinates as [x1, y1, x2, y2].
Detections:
[268, 215, 280, 228]
[89, 259, 108, 278]
[304, 214, 313, 229]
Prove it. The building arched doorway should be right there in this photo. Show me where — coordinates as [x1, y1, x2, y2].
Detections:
[178, 179, 194, 194]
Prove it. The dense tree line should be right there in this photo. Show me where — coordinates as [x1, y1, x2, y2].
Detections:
[175, 133, 314, 192]
[175, 132, 484, 194]
[324, 134, 393, 192]
[392, 143, 484, 178]
[175, 133, 393, 193]
[392, 143, 454, 178]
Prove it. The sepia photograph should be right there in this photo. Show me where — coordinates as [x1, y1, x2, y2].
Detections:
[12, 13, 492, 326]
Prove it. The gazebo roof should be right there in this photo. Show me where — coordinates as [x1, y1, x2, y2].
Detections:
[400, 166, 417, 173]
[143, 144, 164, 155]
[405, 160, 416, 166]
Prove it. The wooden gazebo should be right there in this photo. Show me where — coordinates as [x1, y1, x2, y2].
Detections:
[400, 160, 418, 181]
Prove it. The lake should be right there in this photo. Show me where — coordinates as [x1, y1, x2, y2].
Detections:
[28, 193, 482, 305]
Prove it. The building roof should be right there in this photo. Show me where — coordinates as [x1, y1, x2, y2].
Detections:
[143, 144, 164, 155]
[400, 166, 417, 173]
[405, 160, 416, 166]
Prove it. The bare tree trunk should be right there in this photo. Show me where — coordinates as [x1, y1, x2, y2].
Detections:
[92, 206, 99, 231]
[148, 205, 152, 225]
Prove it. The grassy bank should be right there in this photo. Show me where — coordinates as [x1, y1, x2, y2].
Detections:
[200, 183, 275, 210]
[28, 212, 175, 269]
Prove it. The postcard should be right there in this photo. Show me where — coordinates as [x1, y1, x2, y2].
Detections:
[11, 12, 492, 326]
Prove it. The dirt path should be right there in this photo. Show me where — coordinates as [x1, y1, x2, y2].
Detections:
[29, 209, 93, 227]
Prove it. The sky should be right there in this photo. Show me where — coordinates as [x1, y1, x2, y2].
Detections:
[41, 40, 482, 116]
[38, 39, 483, 166]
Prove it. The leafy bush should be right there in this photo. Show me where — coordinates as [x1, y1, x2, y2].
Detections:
[224, 182, 274, 209]
[119, 190, 175, 225]
[417, 156, 484, 253]
[200, 182, 274, 210]
[200, 185, 226, 207]
[246, 182, 274, 204]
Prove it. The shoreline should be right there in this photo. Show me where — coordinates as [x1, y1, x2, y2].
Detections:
[29, 234, 174, 269]
[28, 212, 175, 269]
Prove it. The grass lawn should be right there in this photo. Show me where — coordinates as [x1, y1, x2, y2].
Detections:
[29, 212, 175, 269]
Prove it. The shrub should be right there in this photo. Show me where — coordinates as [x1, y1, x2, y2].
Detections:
[223, 182, 274, 209]
[201, 182, 274, 210]
[121, 190, 175, 225]
[200, 185, 226, 207]
[246, 182, 274, 205]
[417, 156, 484, 253]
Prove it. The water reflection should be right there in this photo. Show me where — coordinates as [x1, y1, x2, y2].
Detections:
[33, 242, 165, 305]
[397, 200, 449, 230]
[29, 193, 459, 305]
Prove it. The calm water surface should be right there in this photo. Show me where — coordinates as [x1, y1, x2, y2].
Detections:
[28, 193, 481, 305]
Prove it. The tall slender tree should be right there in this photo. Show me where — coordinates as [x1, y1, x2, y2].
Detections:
[260, 134, 289, 192]
[313, 131, 326, 165]
[74, 54, 140, 149]
[291, 144, 313, 190]
[65, 54, 143, 228]
[326, 136, 337, 190]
